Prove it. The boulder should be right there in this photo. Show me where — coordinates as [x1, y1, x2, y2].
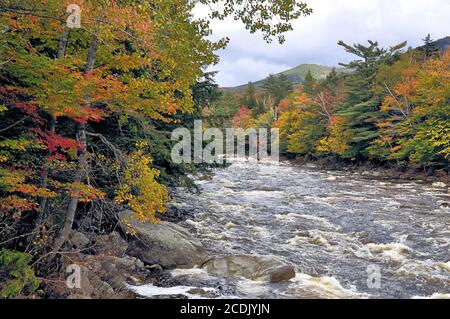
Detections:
[68, 231, 90, 249]
[201, 255, 296, 282]
[269, 265, 296, 282]
[93, 232, 128, 257]
[119, 210, 206, 269]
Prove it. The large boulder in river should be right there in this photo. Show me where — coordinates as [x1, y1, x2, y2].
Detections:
[119, 210, 206, 269]
[201, 255, 296, 282]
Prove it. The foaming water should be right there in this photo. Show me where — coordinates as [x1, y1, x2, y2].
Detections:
[139, 161, 450, 299]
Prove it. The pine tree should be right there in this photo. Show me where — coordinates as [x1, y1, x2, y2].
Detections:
[302, 70, 317, 96]
[262, 74, 293, 104]
[336, 40, 406, 162]
[420, 34, 440, 59]
[244, 82, 259, 112]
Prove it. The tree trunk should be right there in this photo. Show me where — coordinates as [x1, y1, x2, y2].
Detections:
[27, 29, 70, 252]
[50, 33, 98, 259]
[57, 28, 70, 59]
[39, 29, 70, 212]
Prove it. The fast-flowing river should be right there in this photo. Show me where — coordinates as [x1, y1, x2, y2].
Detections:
[135, 160, 450, 299]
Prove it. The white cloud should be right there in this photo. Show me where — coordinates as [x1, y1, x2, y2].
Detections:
[199, 0, 450, 87]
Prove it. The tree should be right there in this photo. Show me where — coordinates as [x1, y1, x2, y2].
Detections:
[262, 74, 293, 104]
[335, 40, 406, 162]
[0, 0, 219, 256]
[302, 70, 317, 96]
[198, 0, 312, 44]
[232, 106, 254, 129]
[420, 34, 440, 59]
[242, 82, 260, 115]
[368, 51, 421, 161]
[396, 50, 450, 167]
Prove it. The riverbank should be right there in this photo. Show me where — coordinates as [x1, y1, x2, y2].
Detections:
[286, 157, 449, 186]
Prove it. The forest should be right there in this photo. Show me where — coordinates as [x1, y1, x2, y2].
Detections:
[213, 37, 449, 174]
[0, 0, 448, 300]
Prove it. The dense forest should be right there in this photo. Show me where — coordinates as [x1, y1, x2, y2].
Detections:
[0, 0, 312, 298]
[210, 37, 449, 174]
[0, 0, 448, 300]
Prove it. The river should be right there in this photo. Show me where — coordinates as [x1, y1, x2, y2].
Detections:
[133, 160, 450, 299]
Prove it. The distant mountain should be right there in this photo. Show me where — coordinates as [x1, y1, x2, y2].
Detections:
[432, 36, 450, 52]
[222, 36, 450, 93]
[221, 64, 336, 93]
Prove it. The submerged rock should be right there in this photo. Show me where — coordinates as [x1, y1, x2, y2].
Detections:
[119, 210, 206, 269]
[201, 255, 296, 282]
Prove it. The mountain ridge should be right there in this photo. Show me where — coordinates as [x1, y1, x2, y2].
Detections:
[221, 36, 450, 93]
[221, 63, 337, 93]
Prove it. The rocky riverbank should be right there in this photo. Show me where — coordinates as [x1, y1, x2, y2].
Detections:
[287, 157, 449, 186]
[52, 205, 296, 299]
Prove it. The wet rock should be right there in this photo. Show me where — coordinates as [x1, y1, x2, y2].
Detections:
[432, 182, 447, 188]
[68, 231, 90, 249]
[135, 258, 145, 270]
[127, 275, 143, 286]
[158, 204, 195, 223]
[146, 264, 164, 272]
[372, 171, 381, 177]
[93, 232, 128, 257]
[201, 255, 296, 282]
[120, 210, 206, 269]
[437, 201, 449, 208]
[269, 265, 296, 282]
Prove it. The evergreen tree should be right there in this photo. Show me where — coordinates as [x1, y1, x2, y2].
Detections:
[244, 82, 258, 110]
[420, 34, 440, 59]
[262, 74, 293, 104]
[336, 40, 406, 162]
[302, 70, 317, 96]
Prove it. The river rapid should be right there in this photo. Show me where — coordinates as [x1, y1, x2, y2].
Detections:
[134, 160, 450, 299]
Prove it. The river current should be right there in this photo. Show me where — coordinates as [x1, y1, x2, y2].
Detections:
[133, 160, 450, 299]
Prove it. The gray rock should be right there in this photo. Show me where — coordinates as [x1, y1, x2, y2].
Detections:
[93, 232, 128, 257]
[119, 210, 206, 269]
[134, 258, 145, 270]
[269, 265, 296, 282]
[372, 171, 381, 177]
[201, 255, 296, 282]
[68, 231, 90, 249]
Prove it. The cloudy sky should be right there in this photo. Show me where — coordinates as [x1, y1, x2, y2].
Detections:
[197, 0, 450, 87]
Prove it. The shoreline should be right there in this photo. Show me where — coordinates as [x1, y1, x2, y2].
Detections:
[284, 157, 449, 186]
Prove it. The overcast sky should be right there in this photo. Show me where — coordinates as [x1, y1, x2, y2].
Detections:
[196, 0, 450, 87]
